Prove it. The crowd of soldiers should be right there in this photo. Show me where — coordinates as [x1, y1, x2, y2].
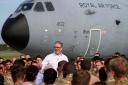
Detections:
[0, 52, 128, 85]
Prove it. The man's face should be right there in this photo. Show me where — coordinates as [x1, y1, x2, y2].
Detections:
[5, 62, 12, 70]
[54, 43, 62, 55]
[36, 58, 43, 69]
[95, 61, 103, 70]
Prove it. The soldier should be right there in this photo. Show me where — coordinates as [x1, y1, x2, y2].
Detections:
[43, 68, 57, 85]
[4, 60, 14, 85]
[71, 70, 90, 85]
[107, 56, 128, 85]
[23, 65, 39, 85]
[11, 66, 26, 85]
[80, 59, 99, 85]
[54, 62, 75, 85]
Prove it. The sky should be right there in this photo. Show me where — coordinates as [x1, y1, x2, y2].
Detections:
[0, 0, 24, 44]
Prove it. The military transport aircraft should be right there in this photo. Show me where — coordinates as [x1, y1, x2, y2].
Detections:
[1, 0, 128, 57]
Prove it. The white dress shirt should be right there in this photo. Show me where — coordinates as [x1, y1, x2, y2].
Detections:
[42, 53, 68, 71]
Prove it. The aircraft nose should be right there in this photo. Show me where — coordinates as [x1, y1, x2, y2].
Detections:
[1, 14, 29, 50]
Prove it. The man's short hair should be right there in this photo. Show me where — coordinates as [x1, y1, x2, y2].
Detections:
[36, 55, 43, 59]
[80, 59, 91, 71]
[11, 66, 26, 83]
[57, 60, 67, 73]
[13, 59, 25, 67]
[71, 70, 90, 85]
[63, 62, 76, 78]
[109, 57, 128, 78]
[4, 59, 12, 64]
[55, 41, 63, 47]
[26, 65, 39, 81]
[44, 68, 57, 84]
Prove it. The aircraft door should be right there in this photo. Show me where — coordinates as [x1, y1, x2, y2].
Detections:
[84, 29, 101, 57]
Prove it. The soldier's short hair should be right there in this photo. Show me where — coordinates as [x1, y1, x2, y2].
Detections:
[63, 62, 76, 78]
[44, 68, 57, 84]
[109, 56, 128, 78]
[57, 60, 67, 73]
[71, 70, 90, 85]
[80, 59, 91, 71]
[11, 66, 26, 83]
[26, 65, 39, 81]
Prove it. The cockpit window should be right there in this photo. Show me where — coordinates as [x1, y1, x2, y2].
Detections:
[34, 2, 44, 12]
[44, 2, 55, 11]
[15, 3, 34, 12]
[22, 3, 34, 11]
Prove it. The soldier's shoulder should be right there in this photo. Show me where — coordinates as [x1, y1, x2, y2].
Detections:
[54, 77, 65, 85]
[107, 80, 128, 85]
[117, 80, 128, 85]
[4, 72, 14, 85]
[54, 75, 72, 85]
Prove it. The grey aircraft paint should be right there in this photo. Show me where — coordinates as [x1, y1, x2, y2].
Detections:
[1, 0, 128, 57]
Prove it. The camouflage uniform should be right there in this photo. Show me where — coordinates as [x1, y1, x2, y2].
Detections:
[107, 76, 115, 84]
[4, 71, 14, 85]
[54, 74, 72, 85]
[107, 80, 128, 85]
